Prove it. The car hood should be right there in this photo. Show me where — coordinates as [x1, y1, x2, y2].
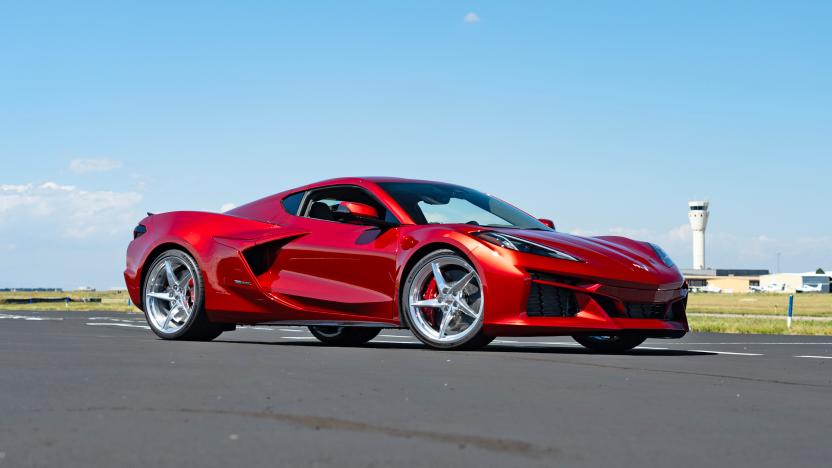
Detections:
[481, 228, 685, 290]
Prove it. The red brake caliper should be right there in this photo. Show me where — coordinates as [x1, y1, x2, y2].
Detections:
[421, 278, 438, 327]
[186, 278, 195, 309]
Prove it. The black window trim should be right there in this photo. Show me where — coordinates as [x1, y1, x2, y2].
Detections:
[281, 190, 306, 216]
[294, 184, 402, 225]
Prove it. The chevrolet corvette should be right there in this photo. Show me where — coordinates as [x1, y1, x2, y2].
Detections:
[124, 177, 688, 352]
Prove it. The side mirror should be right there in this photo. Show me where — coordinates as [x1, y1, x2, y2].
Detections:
[538, 218, 556, 230]
[335, 202, 382, 223]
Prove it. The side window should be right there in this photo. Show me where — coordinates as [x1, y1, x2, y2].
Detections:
[281, 191, 305, 215]
[301, 186, 393, 224]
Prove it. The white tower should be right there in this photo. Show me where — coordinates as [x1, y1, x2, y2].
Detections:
[688, 201, 709, 270]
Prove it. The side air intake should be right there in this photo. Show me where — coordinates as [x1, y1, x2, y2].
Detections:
[242, 238, 297, 277]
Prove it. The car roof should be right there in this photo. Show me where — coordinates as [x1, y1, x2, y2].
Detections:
[285, 177, 462, 194]
[227, 177, 462, 223]
[308, 176, 452, 186]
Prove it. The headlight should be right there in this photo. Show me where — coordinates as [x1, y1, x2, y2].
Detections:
[648, 243, 675, 268]
[473, 231, 581, 262]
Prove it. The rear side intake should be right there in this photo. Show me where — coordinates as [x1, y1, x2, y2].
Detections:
[241, 236, 303, 277]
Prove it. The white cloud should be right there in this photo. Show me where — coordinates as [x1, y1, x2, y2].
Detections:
[567, 224, 832, 272]
[0, 184, 33, 193]
[0, 182, 142, 238]
[667, 224, 691, 243]
[220, 203, 236, 213]
[463, 12, 480, 23]
[607, 226, 651, 239]
[69, 158, 123, 174]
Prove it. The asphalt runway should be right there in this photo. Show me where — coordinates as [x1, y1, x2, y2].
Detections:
[1, 310, 831, 467]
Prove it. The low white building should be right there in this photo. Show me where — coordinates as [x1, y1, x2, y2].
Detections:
[758, 272, 831, 293]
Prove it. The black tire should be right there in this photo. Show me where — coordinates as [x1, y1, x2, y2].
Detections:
[142, 249, 226, 341]
[454, 332, 494, 351]
[308, 326, 381, 346]
[400, 249, 493, 351]
[572, 334, 646, 353]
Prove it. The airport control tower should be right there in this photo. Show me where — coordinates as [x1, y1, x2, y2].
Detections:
[688, 201, 709, 270]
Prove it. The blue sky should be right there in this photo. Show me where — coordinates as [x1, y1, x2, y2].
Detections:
[1, 1, 830, 288]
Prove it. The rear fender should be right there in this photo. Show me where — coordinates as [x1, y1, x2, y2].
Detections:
[127, 211, 306, 316]
[204, 228, 309, 317]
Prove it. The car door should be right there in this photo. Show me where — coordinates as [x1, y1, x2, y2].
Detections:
[268, 185, 401, 322]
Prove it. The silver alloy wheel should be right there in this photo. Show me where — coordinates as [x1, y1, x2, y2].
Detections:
[144, 256, 197, 334]
[407, 256, 483, 345]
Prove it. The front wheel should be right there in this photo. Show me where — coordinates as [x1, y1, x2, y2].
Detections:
[308, 326, 381, 346]
[572, 334, 646, 353]
[401, 250, 493, 350]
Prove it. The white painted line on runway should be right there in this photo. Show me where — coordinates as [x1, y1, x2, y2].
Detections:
[278, 328, 306, 333]
[88, 317, 145, 323]
[278, 336, 421, 345]
[495, 340, 581, 346]
[635, 346, 670, 350]
[86, 322, 150, 329]
[660, 342, 832, 346]
[379, 334, 415, 339]
[688, 350, 763, 356]
[795, 355, 832, 359]
[0, 313, 63, 321]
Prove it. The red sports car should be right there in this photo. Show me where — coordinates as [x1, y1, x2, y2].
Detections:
[124, 177, 688, 352]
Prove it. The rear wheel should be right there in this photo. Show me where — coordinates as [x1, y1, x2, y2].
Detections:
[308, 326, 381, 346]
[142, 249, 225, 341]
[572, 334, 646, 353]
[401, 250, 493, 350]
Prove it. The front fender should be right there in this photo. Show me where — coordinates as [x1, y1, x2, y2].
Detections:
[393, 226, 524, 325]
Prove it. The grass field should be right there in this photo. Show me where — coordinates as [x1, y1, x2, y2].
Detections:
[0, 290, 136, 312]
[685, 292, 832, 335]
[688, 315, 832, 335]
[3, 290, 832, 335]
[687, 292, 832, 317]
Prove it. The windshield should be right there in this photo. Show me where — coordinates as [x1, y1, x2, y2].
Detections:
[378, 182, 552, 230]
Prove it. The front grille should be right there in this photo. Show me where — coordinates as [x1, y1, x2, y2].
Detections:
[625, 303, 668, 319]
[527, 282, 578, 317]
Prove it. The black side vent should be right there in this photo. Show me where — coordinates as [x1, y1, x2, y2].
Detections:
[242, 237, 297, 277]
[625, 303, 668, 319]
[529, 271, 583, 286]
[527, 283, 578, 317]
[669, 297, 688, 321]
